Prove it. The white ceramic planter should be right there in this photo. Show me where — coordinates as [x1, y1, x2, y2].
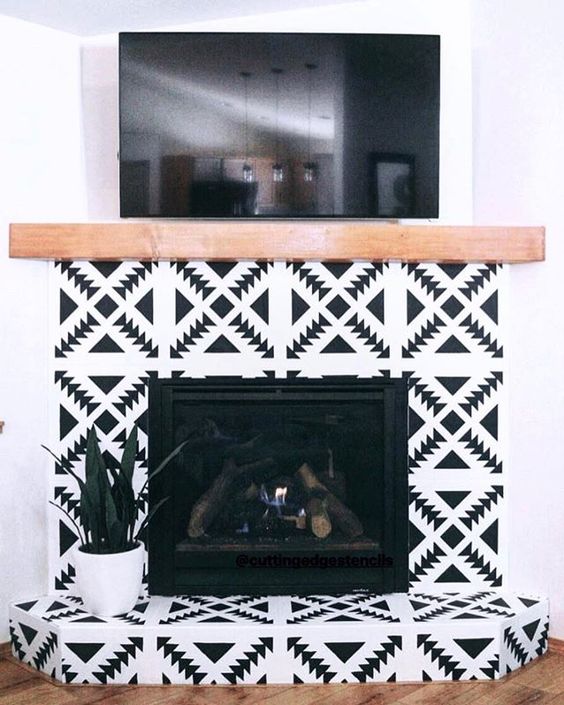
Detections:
[73, 542, 144, 616]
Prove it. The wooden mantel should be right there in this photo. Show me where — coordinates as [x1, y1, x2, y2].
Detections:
[9, 222, 545, 263]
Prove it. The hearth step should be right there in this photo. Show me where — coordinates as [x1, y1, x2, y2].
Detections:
[9, 591, 548, 685]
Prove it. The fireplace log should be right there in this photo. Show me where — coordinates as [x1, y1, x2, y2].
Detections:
[187, 457, 275, 538]
[306, 497, 332, 538]
[296, 462, 363, 539]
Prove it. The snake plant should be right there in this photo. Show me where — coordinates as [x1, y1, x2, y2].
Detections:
[44, 426, 185, 554]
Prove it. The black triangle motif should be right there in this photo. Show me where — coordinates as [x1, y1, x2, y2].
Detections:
[407, 291, 425, 324]
[522, 619, 540, 642]
[92, 262, 121, 278]
[409, 600, 430, 611]
[480, 520, 498, 552]
[47, 600, 69, 612]
[175, 290, 194, 324]
[72, 616, 107, 623]
[409, 523, 426, 550]
[481, 292, 498, 323]
[169, 601, 190, 613]
[135, 291, 153, 323]
[89, 376, 124, 394]
[323, 263, 352, 279]
[67, 642, 105, 663]
[291, 601, 311, 613]
[251, 290, 269, 324]
[325, 641, 364, 663]
[208, 262, 237, 278]
[194, 642, 235, 663]
[490, 597, 511, 609]
[19, 623, 38, 646]
[292, 291, 309, 324]
[60, 405, 78, 440]
[519, 597, 539, 608]
[436, 451, 470, 469]
[480, 406, 498, 439]
[371, 600, 390, 612]
[205, 335, 239, 353]
[59, 519, 79, 556]
[440, 264, 466, 280]
[437, 335, 470, 353]
[321, 335, 355, 354]
[60, 290, 78, 324]
[454, 637, 494, 659]
[90, 334, 124, 353]
[15, 600, 38, 612]
[436, 565, 471, 583]
[409, 409, 425, 437]
[436, 490, 471, 509]
[453, 612, 485, 620]
[367, 290, 384, 323]
[436, 377, 470, 395]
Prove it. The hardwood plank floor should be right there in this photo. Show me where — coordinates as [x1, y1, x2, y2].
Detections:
[0, 652, 563, 705]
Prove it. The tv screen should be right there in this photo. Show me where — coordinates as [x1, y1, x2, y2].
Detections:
[119, 32, 440, 219]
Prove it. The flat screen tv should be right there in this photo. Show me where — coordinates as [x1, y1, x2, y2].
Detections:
[119, 32, 440, 219]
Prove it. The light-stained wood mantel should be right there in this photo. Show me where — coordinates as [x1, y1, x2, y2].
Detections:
[9, 222, 545, 263]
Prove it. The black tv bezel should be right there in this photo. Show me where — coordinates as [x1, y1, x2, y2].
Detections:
[118, 31, 440, 221]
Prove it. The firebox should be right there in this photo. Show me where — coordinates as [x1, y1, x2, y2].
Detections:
[148, 377, 408, 595]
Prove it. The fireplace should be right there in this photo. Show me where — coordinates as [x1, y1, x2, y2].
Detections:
[148, 377, 408, 595]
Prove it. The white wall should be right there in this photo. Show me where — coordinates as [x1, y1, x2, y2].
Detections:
[81, 0, 473, 223]
[0, 0, 479, 641]
[0, 16, 86, 640]
[472, 0, 564, 637]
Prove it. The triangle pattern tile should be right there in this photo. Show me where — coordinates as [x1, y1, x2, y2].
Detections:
[286, 262, 390, 370]
[400, 264, 503, 360]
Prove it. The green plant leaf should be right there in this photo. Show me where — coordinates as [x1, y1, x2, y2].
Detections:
[137, 437, 192, 506]
[135, 496, 169, 540]
[85, 427, 102, 480]
[41, 445, 85, 491]
[120, 426, 138, 485]
[48, 501, 86, 546]
[82, 476, 102, 550]
[105, 490, 121, 551]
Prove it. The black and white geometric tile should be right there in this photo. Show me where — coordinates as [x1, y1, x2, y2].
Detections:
[9, 591, 548, 684]
[47, 260, 507, 593]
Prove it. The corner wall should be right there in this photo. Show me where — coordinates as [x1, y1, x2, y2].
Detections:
[472, 0, 564, 637]
[0, 16, 86, 640]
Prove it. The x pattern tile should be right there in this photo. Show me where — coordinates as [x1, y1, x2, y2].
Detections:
[48, 260, 507, 593]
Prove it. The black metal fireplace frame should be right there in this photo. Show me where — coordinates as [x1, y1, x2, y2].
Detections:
[148, 377, 408, 596]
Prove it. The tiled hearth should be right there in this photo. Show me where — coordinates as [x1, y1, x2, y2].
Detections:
[8, 257, 549, 685]
[9, 592, 548, 684]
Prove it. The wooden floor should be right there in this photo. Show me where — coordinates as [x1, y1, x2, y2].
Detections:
[1, 650, 564, 704]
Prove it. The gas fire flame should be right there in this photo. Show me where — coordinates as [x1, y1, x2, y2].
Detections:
[274, 486, 287, 504]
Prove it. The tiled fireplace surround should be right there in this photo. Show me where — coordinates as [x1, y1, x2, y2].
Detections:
[9, 258, 549, 684]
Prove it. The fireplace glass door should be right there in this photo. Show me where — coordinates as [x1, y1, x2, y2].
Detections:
[148, 378, 407, 595]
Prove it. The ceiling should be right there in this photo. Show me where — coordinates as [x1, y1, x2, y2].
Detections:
[0, 0, 362, 36]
